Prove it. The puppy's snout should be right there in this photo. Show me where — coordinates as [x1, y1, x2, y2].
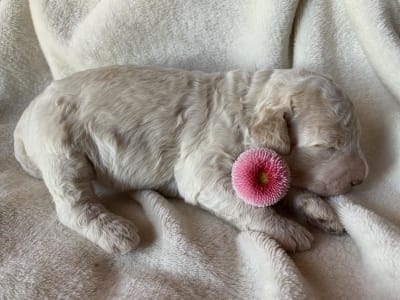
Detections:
[350, 155, 368, 187]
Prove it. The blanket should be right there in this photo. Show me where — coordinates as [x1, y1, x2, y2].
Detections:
[1, 0, 400, 299]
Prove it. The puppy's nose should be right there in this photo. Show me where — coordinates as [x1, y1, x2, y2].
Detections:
[351, 179, 363, 186]
[350, 155, 368, 187]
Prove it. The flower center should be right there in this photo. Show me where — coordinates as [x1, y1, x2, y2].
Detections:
[258, 171, 269, 186]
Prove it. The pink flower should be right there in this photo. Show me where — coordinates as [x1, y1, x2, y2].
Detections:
[231, 148, 290, 207]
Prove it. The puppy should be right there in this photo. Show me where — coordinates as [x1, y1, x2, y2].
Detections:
[14, 66, 368, 253]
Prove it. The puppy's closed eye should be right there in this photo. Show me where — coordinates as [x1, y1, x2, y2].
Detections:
[313, 144, 337, 151]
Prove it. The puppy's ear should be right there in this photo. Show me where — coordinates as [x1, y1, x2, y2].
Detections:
[250, 107, 291, 155]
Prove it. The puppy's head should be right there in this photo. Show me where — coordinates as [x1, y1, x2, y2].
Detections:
[249, 69, 368, 196]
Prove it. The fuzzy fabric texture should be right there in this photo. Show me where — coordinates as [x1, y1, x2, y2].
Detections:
[1, 0, 400, 299]
[232, 148, 290, 207]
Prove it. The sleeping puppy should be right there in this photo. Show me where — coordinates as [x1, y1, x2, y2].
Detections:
[14, 66, 368, 253]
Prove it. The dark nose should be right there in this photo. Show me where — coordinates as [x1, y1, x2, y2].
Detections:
[351, 179, 363, 186]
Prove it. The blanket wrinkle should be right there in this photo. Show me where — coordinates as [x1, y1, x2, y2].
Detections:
[1, 0, 400, 299]
[343, 0, 400, 101]
[331, 196, 400, 300]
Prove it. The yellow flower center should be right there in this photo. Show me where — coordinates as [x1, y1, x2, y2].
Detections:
[258, 171, 269, 186]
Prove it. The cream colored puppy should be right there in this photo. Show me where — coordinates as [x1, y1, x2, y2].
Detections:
[14, 66, 367, 253]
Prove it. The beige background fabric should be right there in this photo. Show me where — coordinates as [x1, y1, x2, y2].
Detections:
[1, 0, 400, 299]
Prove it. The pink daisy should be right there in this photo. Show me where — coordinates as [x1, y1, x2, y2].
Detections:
[231, 148, 290, 207]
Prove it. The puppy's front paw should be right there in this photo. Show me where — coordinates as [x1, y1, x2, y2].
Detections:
[294, 193, 344, 234]
[257, 218, 314, 252]
[96, 216, 140, 253]
[305, 208, 344, 235]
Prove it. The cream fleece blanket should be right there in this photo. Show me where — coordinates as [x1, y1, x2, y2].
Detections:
[1, 0, 400, 299]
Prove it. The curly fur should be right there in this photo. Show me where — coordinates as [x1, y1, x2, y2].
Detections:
[14, 65, 368, 253]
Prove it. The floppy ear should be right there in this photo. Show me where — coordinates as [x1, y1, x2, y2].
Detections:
[250, 107, 291, 155]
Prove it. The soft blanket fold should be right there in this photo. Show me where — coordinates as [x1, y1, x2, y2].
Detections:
[1, 0, 399, 299]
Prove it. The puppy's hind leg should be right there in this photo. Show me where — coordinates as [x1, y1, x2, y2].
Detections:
[40, 153, 140, 253]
